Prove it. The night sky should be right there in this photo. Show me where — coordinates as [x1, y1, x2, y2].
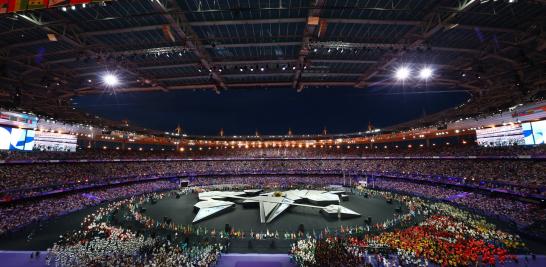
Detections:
[73, 86, 470, 135]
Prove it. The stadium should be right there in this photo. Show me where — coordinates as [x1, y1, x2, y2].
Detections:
[1, 0, 546, 266]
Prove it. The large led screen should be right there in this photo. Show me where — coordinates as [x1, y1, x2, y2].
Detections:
[531, 120, 546, 144]
[34, 132, 77, 152]
[522, 123, 534, 145]
[0, 126, 35, 151]
[522, 120, 546, 145]
[475, 125, 525, 147]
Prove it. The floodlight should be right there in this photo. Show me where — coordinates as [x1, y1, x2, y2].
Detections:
[395, 67, 410, 81]
[102, 73, 119, 87]
[419, 67, 433, 79]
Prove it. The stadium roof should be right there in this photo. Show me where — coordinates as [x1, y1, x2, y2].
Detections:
[1, 0, 546, 127]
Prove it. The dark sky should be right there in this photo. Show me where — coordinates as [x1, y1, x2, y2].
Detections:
[73, 86, 469, 135]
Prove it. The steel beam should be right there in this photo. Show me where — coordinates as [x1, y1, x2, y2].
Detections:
[188, 17, 519, 34]
[158, 72, 293, 82]
[189, 18, 306, 26]
[138, 63, 196, 71]
[75, 59, 293, 75]
[310, 59, 378, 64]
[78, 84, 216, 94]
[448, 24, 521, 34]
[74, 59, 294, 76]
[203, 42, 300, 48]
[355, 0, 480, 88]
[15, 14, 167, 92]
[9, 40, 483, 66]
[151, 0, 226, 91]
[76, 76, 476, 95]
[213, 59, 298, 65]
[73, 58, 454, 77]
[80, 25, 166, 37]
[4, 17, 521, 50]
[303, 72, 361, 77]
[448, 29, 541, 88]
[224, 73, 293, 79]
[6, 38, 58, 49]
[300, 81, 355, 87]
[156, 75, 210, 81]
[293, 0, 326, 91]
[227, 82, 293, 88]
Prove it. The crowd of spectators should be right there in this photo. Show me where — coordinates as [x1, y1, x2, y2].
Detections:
[48, 233, 222, 267]
[289, 189, 527, 266]
[0, 174, 540, 266]
[3, 175, 543, 245]
[370, 179, 545, 227]
[190, 175, 351, 189]
[46, 199, 223, 267]
[189, 176, 546, 229]
[1, 145, 544, 250]
[45, 184, 529, 267]
[452, 193, 541, 227]
[1, 157, 544, 201]
[0, 180, 178, 235]
[371, 179, 462, 199]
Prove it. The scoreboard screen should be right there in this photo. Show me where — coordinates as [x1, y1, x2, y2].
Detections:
[0, 126, 35, 151]
[523, 120, 546, 145]
[475, 125, 524, 147]
[34, 132, 77, 152]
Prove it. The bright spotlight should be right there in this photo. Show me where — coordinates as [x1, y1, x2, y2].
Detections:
[102, 73, 119, 87]
[419, 67, 433, 79]
[395, 67, 410, 81]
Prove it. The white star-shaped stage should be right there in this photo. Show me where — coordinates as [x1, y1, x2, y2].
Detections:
[192, 189, 361, 223]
